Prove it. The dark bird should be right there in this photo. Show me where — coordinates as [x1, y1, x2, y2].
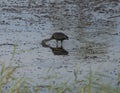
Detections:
[51, 32, 68, 46]
[51, 32, 68, 42]
[41, 32, 68, 47]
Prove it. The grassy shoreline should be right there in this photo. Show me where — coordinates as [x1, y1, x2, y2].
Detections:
[0, 63, 119, 93]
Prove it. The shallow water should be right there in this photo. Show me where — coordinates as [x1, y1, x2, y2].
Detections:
[0, 0, 120, 92]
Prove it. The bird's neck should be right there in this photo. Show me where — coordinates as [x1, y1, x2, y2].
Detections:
[41, 37, 53, 45]
[41, 38, 52, 47]
[43, 37, 53, 42]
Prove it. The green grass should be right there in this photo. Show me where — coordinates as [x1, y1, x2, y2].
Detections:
[33, 67, 119, 93]
[0, 63, 33, 93]
[0, 63, 119, 93]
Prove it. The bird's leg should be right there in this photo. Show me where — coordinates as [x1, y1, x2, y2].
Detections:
[56, 40, 58, 47]
[60, 40, 63, 48]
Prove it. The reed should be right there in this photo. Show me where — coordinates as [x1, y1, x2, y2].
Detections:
[0, 63, 119, 93]
[0, 63, 33, 93]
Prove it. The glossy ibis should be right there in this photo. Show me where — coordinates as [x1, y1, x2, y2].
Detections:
[41, 32, 68, 47]
[51, 32, 68, 46]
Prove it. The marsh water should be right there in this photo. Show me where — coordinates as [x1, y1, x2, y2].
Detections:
[0, 0, 120, 92]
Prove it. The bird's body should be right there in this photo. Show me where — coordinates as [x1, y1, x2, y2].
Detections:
[51, 32, 68, 47]
[51, 32, 68, 42]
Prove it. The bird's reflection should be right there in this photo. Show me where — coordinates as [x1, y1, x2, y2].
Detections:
[41, 39, 68, 55]
[49, 46, 68, 55]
